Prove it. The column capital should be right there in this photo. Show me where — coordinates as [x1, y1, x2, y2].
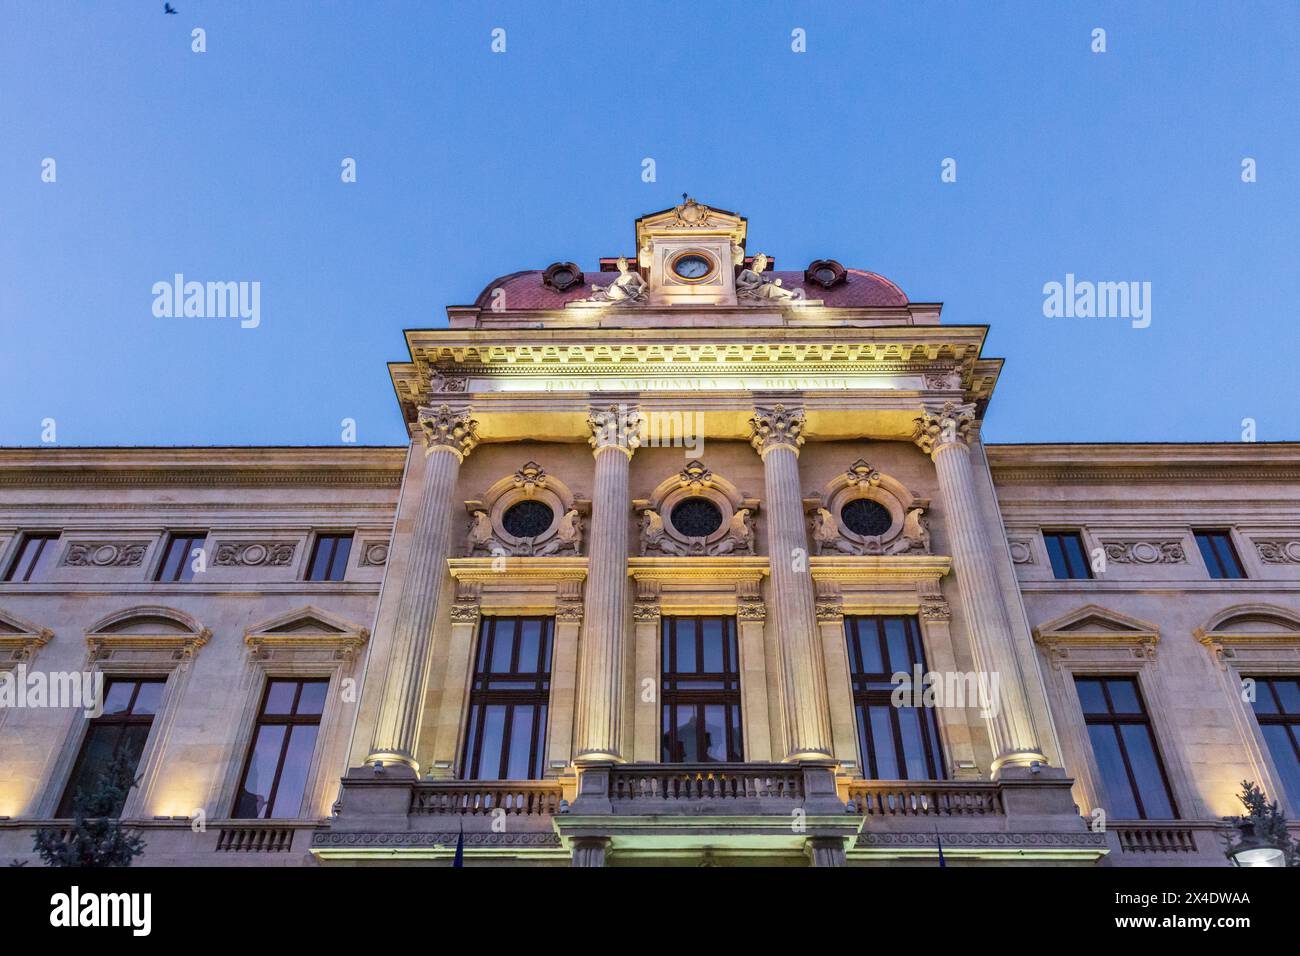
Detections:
[911, 401, 978, 458]
[748, 403, 806, 458]
[587, 403, 642, 458]
[415, 403, 479, 460]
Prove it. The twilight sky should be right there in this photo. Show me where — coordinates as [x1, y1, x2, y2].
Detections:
[2, 1, 1297, 446]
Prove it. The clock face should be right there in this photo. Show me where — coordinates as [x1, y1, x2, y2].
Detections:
[672, 253, 712, 281]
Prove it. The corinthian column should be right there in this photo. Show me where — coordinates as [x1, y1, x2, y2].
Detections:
[912, 402, 1047, 772]
[749, 404, 834, 761]
[573, 404, 640, 761]
[367, 403, 478, 771]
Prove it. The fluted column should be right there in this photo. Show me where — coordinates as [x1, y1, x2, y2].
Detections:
[913, 402, 1047, 772]
[367, 404, 478, 771]
[573, 404, 640, 761]
[749, 404, 834, 761]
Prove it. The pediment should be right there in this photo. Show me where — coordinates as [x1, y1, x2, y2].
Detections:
[85, 605, 210, 660]
[635, 199, 747, 245]
[0, 607, 53, 661]
[1195, 604, 1300, 651]
[1033, 605, 1159, 646]
[244, 605, 368, 660]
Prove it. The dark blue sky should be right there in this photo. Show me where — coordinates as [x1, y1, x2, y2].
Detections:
[2, 2, 1297, 446]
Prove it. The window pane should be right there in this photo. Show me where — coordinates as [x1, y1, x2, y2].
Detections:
[477, 706, 507, 780]
[703, 704, 727, 761]
[327, 535, 352, 580]
[701, 619, 724, 672]
[897, 707, 928, 780]
[264, 681, 298, 715]
[1272, 679, 1300, 714]
[131, 681, 165, 716]
[1044, 534, 1069, 579]
[518, 619, 541, 671]
[868, 706, 899, 779]
[855, 625, 883, 674]
[235, 724, 287, 819]
[675, 619, 696, 673]
[676, 707, 701, 762]
[296, 681, 328, 716]
[1261, 725, 1300, 805]
[101, 681, 137, 715]
[1251, 681, 1281, 715]
[268, 725, 319, 818]
[1119, 725, 1175, 818]
[1074, 679, 1107, 715]
[505, 706, 535, 779]
[1105, 679, 1142, 715]
[1087, 724, 1139, 818]
[884, 617, 912, 675]
[489, 622, 514, 672]
[58, 725, 120, 816]
[308, 538, 331, 580]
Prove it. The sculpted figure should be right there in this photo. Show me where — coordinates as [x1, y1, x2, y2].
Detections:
[641, 509, 688, 556]
[587, 256, 648, 303]
[713, 507, 755, 556]
[555, 508, 583, 553]
[886, 507, 930, 555]
[736, 253, 796, 302]
[467, 510, 495, 555]
[812, 507, 840, 556]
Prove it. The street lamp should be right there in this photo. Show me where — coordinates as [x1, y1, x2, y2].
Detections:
[1227, 818, 1287, 867]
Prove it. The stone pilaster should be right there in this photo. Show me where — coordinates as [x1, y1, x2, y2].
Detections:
[912, 402, 1047, 773]
[737, 586, 773, 762]
[631, 580, 661, 763]
[749, 404, 834, 761]
[427, 583, 481, 778]
[366, 403, 478, 771]
[546, 582, 585, 774]
[573, 405, 640, 761]
[571, 836, 611, 867]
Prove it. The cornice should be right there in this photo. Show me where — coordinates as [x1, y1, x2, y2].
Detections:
[627, 556, 770, 583]
[988, 443, 1300, 482]
[447, 557, 589, 585]
[808, 555, 952, 585]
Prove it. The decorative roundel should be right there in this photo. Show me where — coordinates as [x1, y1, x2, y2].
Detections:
[670, 252, 714, 282]
[670, 497, 724, 537]
[542, 261, 584, 292]
[840, 498, 892, 537]
[501, 499, 555, 538]
[804, 259, 847, 289]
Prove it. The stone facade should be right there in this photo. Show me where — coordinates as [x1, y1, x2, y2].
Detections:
[1, 202, 1296, 867]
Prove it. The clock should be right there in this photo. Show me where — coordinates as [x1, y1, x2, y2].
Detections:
[671, 252, 713, 282]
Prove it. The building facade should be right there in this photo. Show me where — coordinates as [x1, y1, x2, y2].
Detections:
[1, 202, 1297, 867]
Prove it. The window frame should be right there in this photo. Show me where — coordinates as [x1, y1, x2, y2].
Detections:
[659, 615, 744, 764]
[843, 614, 945, 781]
[1042, 529, 1093, 580]
[1193, 528, 1247, 580]
[460, 616, 554, 781]
[1075, 674, 1179, 820]
[55, 677, 167, 818]
[304, 532, 353, 582]
[231, 677, 330, 820]
[1245, 675, 1300, 808]
[3, 532, 61, 583]
[153, 530, 208, 583]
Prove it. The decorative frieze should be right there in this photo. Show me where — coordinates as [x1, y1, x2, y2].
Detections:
[814, 600, 843, 622]
[632, 602, 661, 623]
[449, 603, 480, 624]
[214, 541, 297, 567]
[920, 600, 952, 622]
[1254, 539, 1300, 565]
[556, 602, 584, 623]
[1007, 539, 1035, 565]
[1100, 540, 1186, 565]
[358, 540, 390, 567]
[62, 541, 148, 568]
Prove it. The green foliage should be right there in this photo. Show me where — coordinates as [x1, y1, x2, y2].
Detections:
[31, 751, 147, 867]
[1223, 780, 1299, 866]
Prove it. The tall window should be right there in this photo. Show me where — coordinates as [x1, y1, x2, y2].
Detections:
[462, 617, 553, 780]
[305, 533, 352, 582]
[660, 616, 743, 763]
[1043, 530, 1093, 580]
[57, 678, 166, 818]
[4, 532, 60, 583]
[844, 615, 944, 780]
[1247, 677, 1300, 805]
[154, 531, 206, 583]
[1075, 676, 1177, 819]
[233, 678, 328, 819]
[1194, 529, 1246, 579]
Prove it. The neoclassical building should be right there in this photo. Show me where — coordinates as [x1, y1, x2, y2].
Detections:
[2, 201, 1297, 867]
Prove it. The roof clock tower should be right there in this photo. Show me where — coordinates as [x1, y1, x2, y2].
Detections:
[633, 196, 750, 306]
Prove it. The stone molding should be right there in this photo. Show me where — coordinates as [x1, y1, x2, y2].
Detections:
[1032, 604, 1160, 669]
[1099, 539, 1186, 564]
[213, 541, 297, 567]
[1254, 539, 1300, 565]
[61, 541, 150, 567]
[0, 607, 53, 662]
[243, 605, 370, 661]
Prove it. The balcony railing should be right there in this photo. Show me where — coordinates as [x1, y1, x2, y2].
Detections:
[410, 781, 563, 817]
[847, 781, 1004, 817]
[609, 763, 805, 804]
[1112, 822, 1200, 854]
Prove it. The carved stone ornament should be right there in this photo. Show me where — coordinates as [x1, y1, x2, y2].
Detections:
[636, 460, 759, 558]
[809, 461, 932, 557]
[588, 404, 642, 456]
[911, 402, 977, 457]
[358, 541, 390, 567]
[1255, 539, 1300, 565]
[584, 256, 647, 304]
[737, 598, 767, 621]
[1007, 539, 1035, 565]
[671, 197, 713, 228]
[923, 369, 963, 390]
[465, 462, 584, 558]
[632, 602, 661, 623]
[62, 542, 148, 568]
[428, 367, 469, 393]
[556, 602, 584, 623]
[213, 541, 297, 567]
[1101, 540, 1187, 565]
[417, 404, 479, 459]
[748, 404, 805, 456]
[736, 253, 796, 303]
[920, 600, 952, 622]
[815, 600, 843, 622]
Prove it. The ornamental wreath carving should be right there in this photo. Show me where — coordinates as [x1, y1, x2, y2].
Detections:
[1100, 540, 1186, 565]
[62, 542, 148, 568]
[1254, 539, 1300, 565]
[635, 460, 759, 557]
[465, 461, 586, 558]
[213, 542, 298, 567]
[808, 459, 931, 557]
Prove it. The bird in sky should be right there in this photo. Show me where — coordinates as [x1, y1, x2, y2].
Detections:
[164, 3, 177, 13]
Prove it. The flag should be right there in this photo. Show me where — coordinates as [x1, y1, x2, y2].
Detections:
[452, 817, 464, 868]
[935, 828, 946, 868]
